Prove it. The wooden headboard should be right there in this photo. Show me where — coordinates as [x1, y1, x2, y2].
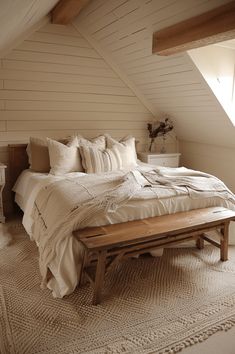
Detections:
[8, 144, 29, 190]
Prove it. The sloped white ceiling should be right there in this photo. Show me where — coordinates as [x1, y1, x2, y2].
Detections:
[0, 0, 59, 57]
[73, 0, 235, 148]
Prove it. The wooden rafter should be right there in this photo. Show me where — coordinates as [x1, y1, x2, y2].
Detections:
[152, 1, 235, 56]
[51, 0, 90, 25]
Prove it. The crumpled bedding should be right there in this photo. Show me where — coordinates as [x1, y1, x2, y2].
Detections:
[17, 165, 235, 298]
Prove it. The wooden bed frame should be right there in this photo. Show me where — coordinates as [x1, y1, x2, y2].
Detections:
[8, 144, 29, 193]
[8, 144, 235, 305]
[8, 144, 29, 211]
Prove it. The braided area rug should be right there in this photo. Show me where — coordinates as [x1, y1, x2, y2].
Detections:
[1, 220, 235, 354]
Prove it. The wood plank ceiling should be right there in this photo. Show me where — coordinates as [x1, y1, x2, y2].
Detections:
[73, 0, 235, 148]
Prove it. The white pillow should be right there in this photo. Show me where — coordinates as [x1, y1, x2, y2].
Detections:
[80, 145, 122, 173]
[106, 135, 137, 170]
[47, 137, 83, 175]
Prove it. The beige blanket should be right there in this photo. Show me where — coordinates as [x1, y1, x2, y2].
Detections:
[30, 166, 235, 297]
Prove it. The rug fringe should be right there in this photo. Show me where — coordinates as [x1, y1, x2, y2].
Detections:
[157, 317, 235, 354]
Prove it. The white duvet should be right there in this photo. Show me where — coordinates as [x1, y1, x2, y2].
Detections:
[14, 164, 235, 298]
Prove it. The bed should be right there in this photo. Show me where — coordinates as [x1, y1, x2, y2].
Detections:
[9, 142, 235, 299]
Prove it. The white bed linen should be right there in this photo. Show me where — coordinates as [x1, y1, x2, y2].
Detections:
[14, 166, 235, 298]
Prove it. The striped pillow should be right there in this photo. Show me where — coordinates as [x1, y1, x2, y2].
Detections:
[80, 145, 123, 173]
[77, 135, 106, 171]
[106, 135, 137, 169]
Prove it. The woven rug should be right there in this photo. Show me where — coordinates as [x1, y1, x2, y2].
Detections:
[1, 221, 235, 354]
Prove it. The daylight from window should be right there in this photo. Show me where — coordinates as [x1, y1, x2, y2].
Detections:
[188, 41, 235, 126]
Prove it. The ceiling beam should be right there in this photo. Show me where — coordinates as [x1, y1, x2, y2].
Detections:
[152, 1, 235, 56]
[51, 0, 90, 25]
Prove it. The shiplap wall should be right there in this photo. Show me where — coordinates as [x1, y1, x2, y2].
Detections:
[0, 22, 156, 213]
[0, 23, 154, 145]
[75, 0, 235, 148]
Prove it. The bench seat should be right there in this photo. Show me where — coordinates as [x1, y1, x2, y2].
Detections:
[76, 207, 235, 305]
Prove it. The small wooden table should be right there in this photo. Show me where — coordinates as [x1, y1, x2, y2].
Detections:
[76, 207, 235, 305]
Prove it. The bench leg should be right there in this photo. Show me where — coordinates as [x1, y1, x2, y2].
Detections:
[196, 235, 204, 250]
[80, 251, 89, 285]
[80, 271, 88, 285]
[92, 250, 107, 305]
[221, 223, 229, 261]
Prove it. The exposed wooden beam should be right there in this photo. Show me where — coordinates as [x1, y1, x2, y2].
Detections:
[152, 1, 235, 56]
[51, 0, 90, 25]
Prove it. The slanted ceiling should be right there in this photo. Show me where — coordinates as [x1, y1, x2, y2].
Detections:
[1, 0, 235, 148]
[0, 0, 59, 57]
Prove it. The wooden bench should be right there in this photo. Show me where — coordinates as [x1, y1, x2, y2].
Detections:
[76, 207, 235, 305]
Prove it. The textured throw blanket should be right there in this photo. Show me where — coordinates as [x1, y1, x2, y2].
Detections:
[30, 166, 235, 297]
[142, 167, 235, 201]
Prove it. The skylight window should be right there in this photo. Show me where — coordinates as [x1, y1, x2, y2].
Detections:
[188, 42, 235, 126]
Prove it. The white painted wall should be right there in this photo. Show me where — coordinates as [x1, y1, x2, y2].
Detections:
[189, 45, 235, 126]
[180, 140, 235, 245]
[180, 140, 235, 193]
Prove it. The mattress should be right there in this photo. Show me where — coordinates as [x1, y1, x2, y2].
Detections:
[13, 165, 235, 298]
